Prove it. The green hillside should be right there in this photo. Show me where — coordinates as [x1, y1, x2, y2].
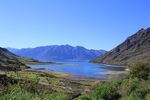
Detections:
[0, 47, 27, 71]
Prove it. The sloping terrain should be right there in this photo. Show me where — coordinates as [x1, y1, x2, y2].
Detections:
[91, 27, 150, 66]
[0, 47, 27, 71]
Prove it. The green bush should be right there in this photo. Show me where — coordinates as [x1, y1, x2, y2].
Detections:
[93, 82, 120, 100]
[119, 96, 142, 100]
[129, 62, 150, 80]
[74, 94, 92, 100]
[91, 97, 104, 100]
[42, 93, 70, 100]
[145, 93, 150, 100]
[130, 88, 150, 98]
[120, 78, 139, 96]
[119, 88, 150, 100]
[0, 87, 35, 100]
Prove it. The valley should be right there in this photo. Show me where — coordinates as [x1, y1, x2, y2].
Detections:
[0, 28, 150, 100]
[1, 0, 150, 99]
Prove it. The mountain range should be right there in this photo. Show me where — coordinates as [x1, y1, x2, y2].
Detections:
[91, 27, 150, 66]
[7, 45, 107, 61]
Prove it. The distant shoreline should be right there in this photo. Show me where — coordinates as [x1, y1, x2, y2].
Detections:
[26, 63, 79, 66]
[90, 62, 128, 67]
[24, 61, 79, 66]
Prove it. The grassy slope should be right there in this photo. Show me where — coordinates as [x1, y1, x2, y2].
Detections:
[0, 69, 96, 99]
[0, 47, 27, 71]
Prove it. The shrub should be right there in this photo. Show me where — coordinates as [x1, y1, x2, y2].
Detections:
[130, 88, 150, 98]
[92, 82, 120, 100]
[129, 62, 150, 80]
[119, 88, 150, 100]
[0, 87, 35, 100]
[119, 78, 139, 96]
[119, 96, 142, 100]
[145, 93, 150, 100]
[74, 94, 92, 100]
[42, 93, 70, 100]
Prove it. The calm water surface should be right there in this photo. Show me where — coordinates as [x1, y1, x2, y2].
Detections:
[29, 60, 127, 78]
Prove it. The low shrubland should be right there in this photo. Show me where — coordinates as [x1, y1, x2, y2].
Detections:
[0, 62, 150, 100]
[74, 62, 150, 100]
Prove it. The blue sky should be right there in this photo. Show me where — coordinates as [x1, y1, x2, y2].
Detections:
[0, 0, 150, 50]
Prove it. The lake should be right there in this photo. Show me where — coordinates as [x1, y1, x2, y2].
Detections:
[29, 60, 127, 78]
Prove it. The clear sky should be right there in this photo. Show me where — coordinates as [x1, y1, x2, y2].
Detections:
[0, 0, 150, 50]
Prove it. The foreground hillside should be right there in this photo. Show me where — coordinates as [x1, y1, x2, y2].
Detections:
[0, 62, 150, 100]
[0, 47, 27, 71]
[7, 45, 107, 61]
[91, 27, 150, 66]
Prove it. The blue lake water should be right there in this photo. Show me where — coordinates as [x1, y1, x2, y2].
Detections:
[29, 60, 127, 78]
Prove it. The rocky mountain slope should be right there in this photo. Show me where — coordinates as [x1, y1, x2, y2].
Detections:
[91, 27, 150, 66]
[7, 45, 107, 61]
[0, 47, 27, 71]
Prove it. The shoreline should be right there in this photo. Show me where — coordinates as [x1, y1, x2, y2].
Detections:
[98, 71, 128, 76]
[24, 68, 127, 81]
[24, 68, 107, 81]
[90, 62, 129, 71]
[25, 61, 79, 66]
[25, 61, 129, 81]
[100, 64, 128, 67]
[90, 62, 128, 67]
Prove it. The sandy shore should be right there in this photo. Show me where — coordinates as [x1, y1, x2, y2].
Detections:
[98, 71, 128, 76]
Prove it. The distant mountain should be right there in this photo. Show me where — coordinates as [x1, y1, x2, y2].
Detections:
[91, 27, 150, 66]
[0, 47, 27, 71]
[7, 45, 107, 61]
[6, 48, 19, 53]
